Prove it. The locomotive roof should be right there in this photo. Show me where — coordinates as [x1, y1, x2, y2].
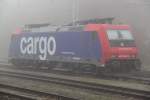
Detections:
[22, 24, 85, 32]
[21, 18, 130, 33]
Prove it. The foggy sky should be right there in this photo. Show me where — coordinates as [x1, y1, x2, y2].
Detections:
[0, 0, 150, 68]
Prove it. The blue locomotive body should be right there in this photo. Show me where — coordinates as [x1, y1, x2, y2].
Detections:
[9, 31, 102, 66]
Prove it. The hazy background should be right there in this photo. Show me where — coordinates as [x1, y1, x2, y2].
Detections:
[0, 0, 150, 69]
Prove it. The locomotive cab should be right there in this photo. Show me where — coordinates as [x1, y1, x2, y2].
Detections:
[85, 24, 141, 72]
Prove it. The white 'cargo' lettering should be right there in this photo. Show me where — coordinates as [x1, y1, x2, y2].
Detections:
[48, 37, 56, 55]
[20, 37, 27, 54]
[33, 37, 39, 54]
[39, 37, 47, 60]
[20, 36, 56, 60]
[27, 37, 34, 54]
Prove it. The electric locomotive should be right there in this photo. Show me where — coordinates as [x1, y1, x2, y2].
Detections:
[9, 18, 141, 73]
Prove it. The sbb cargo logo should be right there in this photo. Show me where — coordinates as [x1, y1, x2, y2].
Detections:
[20, 36, 56, 60]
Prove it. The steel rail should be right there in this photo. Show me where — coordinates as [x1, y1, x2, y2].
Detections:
[100, 71, 150, 85]
[0, 63, 150, 85]
[0, 82, 78, 100]
[1, 63, 150, 84]
[0, 69, 150, 99]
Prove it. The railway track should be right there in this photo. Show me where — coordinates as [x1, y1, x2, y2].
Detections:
[0, 92, 30, 100]
[0, 83, 77, 100]
[1, 62, 150, 85]
[100, 71, 150, 85]
[0, 67, 150, 99]
[1, 61, 150, 83]
[0, 62, 150, 79]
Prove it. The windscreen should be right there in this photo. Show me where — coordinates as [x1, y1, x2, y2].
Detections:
[107, 30, 135, 47]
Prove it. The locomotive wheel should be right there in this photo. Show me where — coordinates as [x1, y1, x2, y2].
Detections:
[109, 61, 121, 72]
[134, 60, 141, 71]
[10, 59, 29, 67]
[79, 64, 97, 74]
[10, 59, 21, 66]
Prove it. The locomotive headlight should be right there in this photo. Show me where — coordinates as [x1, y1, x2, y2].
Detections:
[111, 55, 117, 58]
[131, 55, 136, 58]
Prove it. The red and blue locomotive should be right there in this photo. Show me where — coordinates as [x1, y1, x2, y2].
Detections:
[9, 18, 141, 73]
